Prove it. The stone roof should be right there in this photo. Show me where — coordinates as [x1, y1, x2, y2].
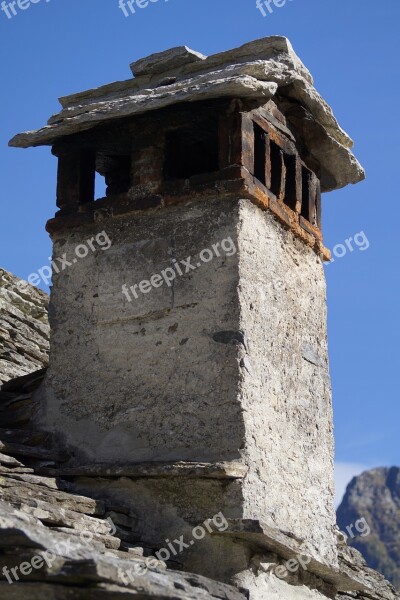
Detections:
[0, 269, 49, 385]
[0, 370, 397, 599]
[0, 371, 246, 599]
[8, 37, 365, 193]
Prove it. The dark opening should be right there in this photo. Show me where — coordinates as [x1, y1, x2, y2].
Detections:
[270, 141, 282, 198]
[253, 123, 267, 185]
[164, 125, 219, 180]
[284, 154, 297, 211]
[301, 167, 311, 221]
[56, 150, 95, 210]
[79, 150, 96, 204]
[96, 155, 132, 199]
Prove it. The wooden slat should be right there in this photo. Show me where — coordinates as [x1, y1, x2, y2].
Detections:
[294, 155, 302, 214]
[278, 148, 286, 202]
[265, 131, 271, 189]
[241, 113, 255, 173]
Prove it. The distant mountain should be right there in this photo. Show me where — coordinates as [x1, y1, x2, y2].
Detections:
[337, 467, 400, 588]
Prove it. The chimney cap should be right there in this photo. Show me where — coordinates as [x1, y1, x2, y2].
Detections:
[9, 37, 365, 192]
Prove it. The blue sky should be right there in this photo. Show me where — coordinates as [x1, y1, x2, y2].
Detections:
[1, 0, 399, 505]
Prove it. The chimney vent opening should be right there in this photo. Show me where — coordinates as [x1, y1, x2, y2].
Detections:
[301, 167, 311, 222]
[96, 155, 132, 199]
[254, 123, 267, 186]
[163, 124, 219, 181]
[95, 172, 107, 200]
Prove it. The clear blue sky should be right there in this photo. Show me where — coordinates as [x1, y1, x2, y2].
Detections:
[1, 0, 399, 503]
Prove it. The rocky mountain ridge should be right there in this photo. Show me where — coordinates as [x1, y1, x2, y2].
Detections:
[337, 467, 400, 589]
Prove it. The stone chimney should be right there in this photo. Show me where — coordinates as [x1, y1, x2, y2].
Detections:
[9, 37, 365, 599]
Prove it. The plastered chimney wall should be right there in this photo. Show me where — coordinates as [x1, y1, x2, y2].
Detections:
[38, 195, 335, 564]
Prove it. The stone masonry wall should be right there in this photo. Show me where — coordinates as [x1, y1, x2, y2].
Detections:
[239, 201, 336, 564]
[237, 201, 336, 564]
[36, 196, 336, 572]
[39, 198, 244, 463]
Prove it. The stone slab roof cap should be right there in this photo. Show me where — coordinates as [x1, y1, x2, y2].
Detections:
[8, 36, 365, 192]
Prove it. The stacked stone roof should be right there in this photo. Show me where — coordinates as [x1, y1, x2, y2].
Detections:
[0, 269, 49, 385]
[0, 369, 397, 599]
[9, 37, 364, 193]
[0, 370, 246, 599]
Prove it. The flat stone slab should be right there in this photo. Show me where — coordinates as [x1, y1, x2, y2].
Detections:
[208, 519, 372, 594]
[0, 501, 245, 600]
[9, 75, 277, 148]
[8, 36, 365, 193]
[0, 476, 105, 515]
[130, 45, 206, 77]
[51, 460, 248, 479]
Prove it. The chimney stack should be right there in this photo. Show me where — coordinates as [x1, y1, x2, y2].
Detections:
[10, 37, 365, 599]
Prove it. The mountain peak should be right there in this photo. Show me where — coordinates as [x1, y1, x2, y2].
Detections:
[337, 467, 400, 588]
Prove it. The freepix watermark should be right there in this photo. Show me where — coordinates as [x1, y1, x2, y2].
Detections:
[267, 518, 371, 581]
[2, 232, 112, 300]
[256, 0, 294, 17]
[266, 554, 311, 580]
[121, 237, 237, 303]
[326, 231, 370, 264]
[117, 512, 229, 586]
[1, 0, 51, 19]
[2, 517, 117, 584]
[118, 0, 168, 18]
[337, 517, 371, 544]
